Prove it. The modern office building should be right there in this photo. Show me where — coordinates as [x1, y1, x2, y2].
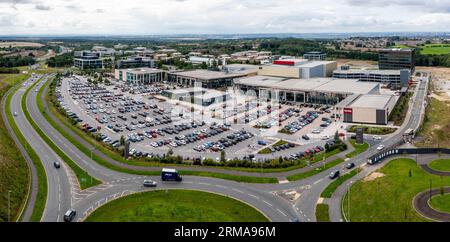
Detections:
[337, 94, 399, 125]
[114, 68, 165, 85]
[73, 51, 103, 70]
[167, 70, 248, 88]
[333, 67, 411, 88]
[303, 51, 327, 61]
[116, 56, 155, 69]
[379, 48, 415, 72]
[162, 87, 230, 106]
[257, 59, 337, 79]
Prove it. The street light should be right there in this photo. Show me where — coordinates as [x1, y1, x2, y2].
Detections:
[8, 190, 11, 222]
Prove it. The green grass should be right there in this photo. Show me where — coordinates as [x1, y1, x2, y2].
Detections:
[392, 44, 411, 49]
[347, 125, 397, 135]
[389, 91, 413, 126]
[24, 78, 101, 189]
[429, 193, 450, 214]
[0, 74, 31, 222]
[346, 140, 369, 158]
[428, 159, 450, 172]
[342, 158, 450, 222]
[4, 74, 47, 222]
[257, 140, 288, 154]
[416, 97, 450, 148]
[315, 204, 330, 222]
[287, 158, 345, 181]
[85, 189, 269, 222]
[321, 168, 361, 198]
[420, 44, 450, 55]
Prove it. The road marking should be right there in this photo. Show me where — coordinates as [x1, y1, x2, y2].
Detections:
[262, 200, 273, 207]
[313, 179, 323, 185]
[198, 182, 210, 186]
[277, 209, 287, 217]
[215, 185, 227, 189]
[248, 194, 259, 199]
[232, 188, 244, 194]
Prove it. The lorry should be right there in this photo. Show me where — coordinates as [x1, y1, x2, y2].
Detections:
[161, 168, 182, 182]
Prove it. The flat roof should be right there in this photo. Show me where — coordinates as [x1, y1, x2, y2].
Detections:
[333, 69, 404, 75]
[346, 94, 396, 109]
[170, 70, 247, 80]
[121, 68, 164, 74]
[235, 76, 379, 94]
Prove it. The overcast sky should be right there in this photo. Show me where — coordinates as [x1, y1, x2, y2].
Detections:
[1, 0, 450, 35]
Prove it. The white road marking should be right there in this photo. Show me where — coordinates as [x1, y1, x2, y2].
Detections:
[248, 194, 259, 199]
[277, 209, 287, 217]
[215, 185, 227, 189]
[262, 200, 273, 207]
[198, 182, 210, 186]
[313, 179, 323, 185]
[232, 188, 244, 194]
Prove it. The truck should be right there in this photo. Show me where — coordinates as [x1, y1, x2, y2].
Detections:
[161, 168, 182, 182]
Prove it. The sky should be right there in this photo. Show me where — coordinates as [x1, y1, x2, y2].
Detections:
[1, 0, 450, 35]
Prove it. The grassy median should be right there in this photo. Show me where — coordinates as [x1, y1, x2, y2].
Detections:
[345, 140, 369, 158]
[85, 189, 269, 222]
[430, 193, 450, 214]
[428, 159, 450, 172]
[4, 74, 47, 222]
[287, 158, 344, 181]
[315, 204, 330, 222]
[321, 168, 361, 198]
[27, 77, 101, 189]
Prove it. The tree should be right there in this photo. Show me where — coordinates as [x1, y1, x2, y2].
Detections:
[334, 130, 340, 141]
[120, 135, 125, 146]
[167, 148, 174, 156]
[220, 150, 226, 163]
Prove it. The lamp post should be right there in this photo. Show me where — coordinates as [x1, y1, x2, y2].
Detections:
[8, 190, 12, 222]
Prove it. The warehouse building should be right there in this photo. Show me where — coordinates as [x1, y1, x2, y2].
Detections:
[114, 68, 165, 85]
[167, 70, 248, 88]
[333, 67, 411, 88]
[336, 94, 399, 125]
[161, 87, 230, 106]
[257, 59, 337, 79]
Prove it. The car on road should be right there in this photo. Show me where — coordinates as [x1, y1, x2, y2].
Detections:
[377, 145, 385, 151]
[53, 161, 61, 169]
[302, 135, 310, 140]
[63, 209, 76, 222]
[312, 129, 321, 134]
[373, 135, 382, 141]
[329, 170, 340, 179]
[345, 162, 355, 169]
[143, 179, 157, 187]
[13, 112, 18, 116]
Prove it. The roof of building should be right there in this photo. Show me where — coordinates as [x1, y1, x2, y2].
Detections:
[121, 68, 164, 74]
[337, 94, 396, 109]
[170, 69, 247, 80]
[235, 76, 379, 94]
[333, 68, 405, 75]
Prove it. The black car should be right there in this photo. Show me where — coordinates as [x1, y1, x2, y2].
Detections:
[345, 162, 355, 169]
[329, 170, 340, 179]
[63, 209, 76, 222]
[302, 135, 310, 140]
[53, 161, 61, 169]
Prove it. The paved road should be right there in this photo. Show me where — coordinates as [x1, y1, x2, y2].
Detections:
[413, 187, 450, 222]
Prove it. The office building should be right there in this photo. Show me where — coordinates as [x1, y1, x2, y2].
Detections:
[114, 68, 165, 85]
[379, 48, 415, 72]
[303, 51, 327, 61]
[116, 56, 155, 69]
[168, 70, 248, 88]
[333, 67, 411, 88]
[73, 51, 103, 70]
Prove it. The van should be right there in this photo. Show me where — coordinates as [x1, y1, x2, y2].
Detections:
[161, 168, 182, 182]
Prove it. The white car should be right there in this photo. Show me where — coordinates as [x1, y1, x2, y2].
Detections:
[373, 136, 382, 141]
[322, 135, 330, 140]
[312, 129, 321, 134]
[13, 112, 18, 116]
[377, 145, 385, 151]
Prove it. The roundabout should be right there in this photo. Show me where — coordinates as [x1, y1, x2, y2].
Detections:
[84, 189, 269, 222]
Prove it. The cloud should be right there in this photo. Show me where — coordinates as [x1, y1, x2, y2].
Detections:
[1, 0, 450, 35]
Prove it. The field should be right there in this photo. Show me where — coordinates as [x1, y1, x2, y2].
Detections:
[430, 194, 450, 214]
[420, 44, 450, 55]
[0, 74, 30, 222]
[428, 159, 450, 172]
[0, 42, 44, 48]
[85, 190, 269, 222]
[342, 158, 450, 222]
[416, 97, 450, 148]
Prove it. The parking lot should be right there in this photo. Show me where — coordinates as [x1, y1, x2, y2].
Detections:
[56, 75, 348, 161]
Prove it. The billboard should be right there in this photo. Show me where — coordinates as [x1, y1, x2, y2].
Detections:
[356, 128, 364, 144]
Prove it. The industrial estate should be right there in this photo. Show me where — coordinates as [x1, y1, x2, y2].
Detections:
[1, 1, 450, 230]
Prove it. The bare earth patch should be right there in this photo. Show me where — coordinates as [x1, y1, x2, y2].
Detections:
[363, 172, 385, 182]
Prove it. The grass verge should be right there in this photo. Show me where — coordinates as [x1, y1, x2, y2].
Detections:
[345, 140, 369, 158]
[26, 77, 100, 189]
[321, 168, 361, 198]
[4, 74, 47, 222]
[347, 125, 397, 135]
[85, 189, 269, 222]
[342, 158, 450, 221]
[315, 204, 330, 222]
[429, 193, 450, 214]
[287, 158, 344, 181]
[428, 159, 450, 172]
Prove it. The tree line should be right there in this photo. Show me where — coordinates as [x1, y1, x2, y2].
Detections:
[0, 55, 36, 68]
